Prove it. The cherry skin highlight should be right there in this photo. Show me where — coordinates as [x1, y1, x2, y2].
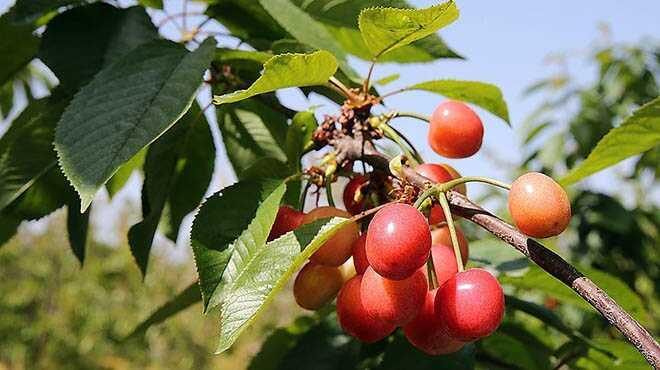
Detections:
[343, 175, 369, 215]
[403, 289, 465, 355]
[360, 267, 428, 326]
[431, 225, 469, 265]
[268, 205, 305, 241]
[430, 244, 459, 287]
[302, 206, 360, 266]
[436, 268, 505, 341]
[416, 163, 454, 224]
[366, 203, 431, 280]
[337, 275, 396, 343]
[428, 100, 484, 158]
[352, 234, 369, 275]
[508, 172, 571, 238]
[293, 262, 345, 311]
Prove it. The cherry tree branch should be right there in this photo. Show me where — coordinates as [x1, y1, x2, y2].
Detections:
[332, 135, 660, 368]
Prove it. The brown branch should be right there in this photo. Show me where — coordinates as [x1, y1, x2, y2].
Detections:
[332, 135, 660, 368]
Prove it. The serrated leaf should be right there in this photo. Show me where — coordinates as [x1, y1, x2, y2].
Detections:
[216, 99, 289, 175]
[358, 1, 458, 58]
[190, 179, 285, 311]
[0, 15, 39, 86]
[257, 0, 358, 80]
[216, 216, 352, 353]
[403, 79, 510, 124]
[286, 111, 317, 169]
[55, 38, 216, 212]
[560, 97, 660, 186]
[213, 51, 338, 105]
[127, 282, 201, 339]
[66, 197, 90, 264]
[0, 95, 70, 211]
[38, 4, 159, 91]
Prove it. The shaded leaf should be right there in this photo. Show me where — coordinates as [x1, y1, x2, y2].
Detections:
[468, 239, 528, 275]
[238, 157, 292, 181]
[561, 97, 660, 186]
[39, 4, 158, 91]
[480, 332, 549, 370]
[375, 333, 476, 370]
[55, 38, 216, 211]
[0, 15, 39, 86]
[403, 79, 510, 123]
[248, 315, 317, 370]
[216, 216, 352, 353]
[286, 111, 317, 170]
[213, 51, 338, 105]
[127, 282, 201, 339]
[106, 149, 146, 198]
[358, 1, 458, 58]
[66, 197, 90, 264]
[6, 0, 83, 24]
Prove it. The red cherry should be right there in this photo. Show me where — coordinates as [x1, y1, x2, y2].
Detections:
[430, 244, 459, 287]
[293, 262, 344, 310]
[360, 267, 428, 326]
[416, 163, 454, 224]
[436, 269, 504, 341]
[403, 289, 465, 355]
[428, 101, 484, 158]
[302, 206, 359, 266]
[337, 275, 396, 342]
[352, 234, 369, 275]
[431, 225, 469, 265]
[268, 205, 305, 241]
[343, 175, 369, 215]
[508, 172, 571, 238]
[366, 203, 431, 280]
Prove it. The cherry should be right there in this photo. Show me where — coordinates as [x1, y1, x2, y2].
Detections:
[508, 172, 571, 238]
[302, 206, 360, 266]
[352, 234, 369, 275]
[430, 244, 459, 287]
[293, 262, 345, 310]
[343, 175, 369, 215]
[268, 205, 305, 241]
[337, 275, 396, 342]
[438, 163, 467, 195]
[403, 289, 465, 355]
[416, 163, 454, 224]
[436, 269, 504, 341]
[431, 225, 469, 265]
[360, 267, 428, 326]
[366, 203, 431, 280]
[428, 101, 484, 158]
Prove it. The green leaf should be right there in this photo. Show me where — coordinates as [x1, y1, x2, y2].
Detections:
[127, 282, 201, 339]
[213, 51, 338, 105]
[66, 197, 90, 264]
[38, 4, 159, 91]
[138, 0, 163, 8]
[375, 333, 475, 370]
[403, 79, 510, 123]
[560, 97, 660, 186]
[190, 179, 285, 311]
[248, 316, 317, 370]
[0, 15, 39, 86]
[238, 157, 292, 181]
[358, 1, 458, 59]
[216, 99, 289, 175]
[257, 0, 358, 80]
[480, 332, 549, 370]
[468, 239, 528, 275]
[6, 0, 82, 24]
[375, 73, 400, 86]
[216, 216, 352, 353]
[0, 95, 70, 211]
[286, 111, 317, 170]
[106, 148, 146, 198]
[215, 48, 273, 65]
[572, 339, 648, 370]
[55, 38, 216, 212]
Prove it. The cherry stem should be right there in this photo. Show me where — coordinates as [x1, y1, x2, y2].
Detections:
[437, 176, 512, 192]
[426, 255, 439, 290]
[380, 123, 424, 164]
[363, 59, 377, 94]
[394, 111, 430, 123]
[438, 192, 464, 272]
[299, 181, 311, 212]
[325, 181, 335, 207]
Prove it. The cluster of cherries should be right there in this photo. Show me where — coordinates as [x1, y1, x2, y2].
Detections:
[266, 101, 571, 355]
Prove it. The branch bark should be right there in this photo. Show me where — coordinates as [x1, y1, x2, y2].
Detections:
[333, 135, 660, 368]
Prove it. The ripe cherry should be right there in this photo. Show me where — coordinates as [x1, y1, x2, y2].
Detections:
[430, 244, 459, 287]
[293, 262, 344, 310]
[508, 172, 571, 238]
[366, 203, 431, 280]
[337, 275, 396, 342]
[428, 101, 484, 158]
[431, 225, 469, 265]
[302, 206, 359, 266]
[403, 289, 465, 355]
[343, 175, 369, 215]
[352, 234, 369, 275]
[268, 205, 305, 241]
[360, 267, 428, 326]
[416, 163, 454, 224]
[436, 269, 504, 341]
